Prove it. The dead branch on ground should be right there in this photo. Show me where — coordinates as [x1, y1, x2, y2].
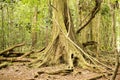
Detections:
[0, 57, 32, 62]
[0, 62, 10, 69]
[0, 42, 25, 55]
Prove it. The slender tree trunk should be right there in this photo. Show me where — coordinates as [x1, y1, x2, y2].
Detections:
[45, 26, 48, 46]
[1, 4, 5, 50]
[10, 6, 14, 45]
[31, 6, 38, 50]
[110, 4, 119, 80]
[96, 13, 100, 55]
[6, 6, 10, 48]
[48, 0, 52, 24]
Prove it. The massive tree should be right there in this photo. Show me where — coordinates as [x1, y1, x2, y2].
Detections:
[30, 0, 109, 72]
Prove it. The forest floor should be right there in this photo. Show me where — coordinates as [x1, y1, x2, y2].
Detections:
[0, 62, 120, 80]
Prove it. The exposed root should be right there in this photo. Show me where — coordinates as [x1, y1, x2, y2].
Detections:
[29, 21, 112, 74]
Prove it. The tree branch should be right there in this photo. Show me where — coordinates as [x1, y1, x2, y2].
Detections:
[76, 0, 102, 34]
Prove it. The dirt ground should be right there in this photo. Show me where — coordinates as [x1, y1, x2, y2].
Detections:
[0, 63, 120, 80]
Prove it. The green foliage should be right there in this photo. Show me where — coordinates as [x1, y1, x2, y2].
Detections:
[21, 0, 40, 5]
[0, 0, 16, 3]
[0, 0, 119, 52]
[101, 3, 110, 16]
[0, 0, 51, 51]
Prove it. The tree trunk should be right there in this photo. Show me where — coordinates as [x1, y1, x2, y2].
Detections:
[6, 6, 10, 47]
[110, 4, 119, 80]
[31, 0, 89, 68]
[1, 4, 5, 50]
[30, 0, 107, 72]
[31, 6, 38, 50]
